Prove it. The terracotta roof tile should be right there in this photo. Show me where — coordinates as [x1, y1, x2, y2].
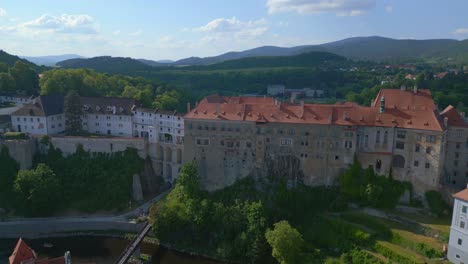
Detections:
[453, 189, 468, 202]
[185, 89, 444, 131]
[9, 238, 37, 264]
[441, 105, 468, 128]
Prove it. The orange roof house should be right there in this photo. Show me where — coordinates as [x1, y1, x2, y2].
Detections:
[9, 238, 69, 264]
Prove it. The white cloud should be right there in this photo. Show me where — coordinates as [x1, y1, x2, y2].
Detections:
[0, 8, 6, 17]
[385, 4, 393, 13]
[113, 30, 121, 35]
[130, 29, 142, 36]
[21, 14, 98, 34]
[194, 17, 268, 37]
[453, 28, 468, 34]
[266, 0, 376, 16]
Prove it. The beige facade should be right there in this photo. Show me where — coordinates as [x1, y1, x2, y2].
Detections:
[184, 118, 445, 195]
[183, 90, 455, 196]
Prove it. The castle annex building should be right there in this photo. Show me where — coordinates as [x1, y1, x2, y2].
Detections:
[184, 88, 466, 195]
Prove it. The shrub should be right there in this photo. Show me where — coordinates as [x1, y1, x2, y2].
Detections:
[374, 241, 425, 264]
[340, 213, 392, 239]
[2, 132, 28, 140]
[425, 190, 450, 216]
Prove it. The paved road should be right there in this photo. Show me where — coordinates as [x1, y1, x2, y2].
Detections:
[0, 190, 170, 238]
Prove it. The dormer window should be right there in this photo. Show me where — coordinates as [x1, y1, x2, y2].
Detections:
[119, 107, 124, 112]
[106, 106, 113, 112]
[83, 104, 89, 111]
[96, 105, 101, 111]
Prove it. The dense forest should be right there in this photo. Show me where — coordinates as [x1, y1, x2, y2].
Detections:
[0, 141, 144, 216]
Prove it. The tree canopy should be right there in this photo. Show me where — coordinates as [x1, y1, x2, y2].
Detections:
[265, 220, 305, 264]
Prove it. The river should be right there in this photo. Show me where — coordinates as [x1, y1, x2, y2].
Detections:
[0, 236, 222, 264]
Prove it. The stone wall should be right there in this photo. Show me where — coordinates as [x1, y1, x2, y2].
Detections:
[0, 138, 36, 169]
[50, 136, 147, 158]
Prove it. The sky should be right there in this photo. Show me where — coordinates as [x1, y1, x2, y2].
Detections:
[0, 0, 468, 61]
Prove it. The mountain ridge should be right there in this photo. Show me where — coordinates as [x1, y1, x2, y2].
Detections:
[55, 36, 468, 68]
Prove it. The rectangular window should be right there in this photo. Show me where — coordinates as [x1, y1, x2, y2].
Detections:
[458, 238, 463, 245]
[397, 131, 406, 139]
[426, 135, 436, 143]
[425, 162, 430, 169]
[415, 144, 420, 152]
[414, 161, 419, 167]
[463, 205, 467, 214]
[280, 138, 293, 146]
[196, 138, 209, 145]
[460, 221, 465, 229]
[396, 141, 405, 150]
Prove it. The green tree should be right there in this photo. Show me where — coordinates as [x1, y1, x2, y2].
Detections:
[0, 72, 16, 93]
[0, 146, 19, 208]
[0, 63, 8, 73]
[121, 85, 140, 98]
[153, 90, 180, 110]
[64, 90, 83, 135]
[265, 220, 305, 264]
[14, 163, 61, 216]
[10, 61, 39, 94]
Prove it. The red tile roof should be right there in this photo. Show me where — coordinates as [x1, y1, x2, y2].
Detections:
[9, 238, 37, 264]
[9, 239, 67, 264]
[185, 89, 444, 132]
[440, 105, 468, 128]
[453, 189, 468, 202]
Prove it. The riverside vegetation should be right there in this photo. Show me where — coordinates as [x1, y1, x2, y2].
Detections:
[149, 161, 451, 264]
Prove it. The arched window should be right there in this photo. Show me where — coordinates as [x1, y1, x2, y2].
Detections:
[392, 155, 405, 168]
[383, 131, 388, 144]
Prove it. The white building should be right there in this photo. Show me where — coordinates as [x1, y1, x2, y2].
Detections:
[80, 97, 135, 136]
[0, 93, 35, 106]
[448, 187, 468, 263]
[10, 94, 65, 135]
[267, 84, 285, 96]
[132, 107, 184, 144]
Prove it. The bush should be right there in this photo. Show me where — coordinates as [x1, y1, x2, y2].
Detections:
[374, 241, 426, 264]
[340, 249, 385, 264]
[2, 132, 28, 140]
[425, 190, 450, 216]
[340, 213, 392, 239]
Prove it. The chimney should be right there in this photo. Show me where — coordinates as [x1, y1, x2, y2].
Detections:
[187, 102, 191, 113]
[300, 100, 304, 106]
[443, 117, 448, 128]
[216, 103, 220, 115]
[379, 96, 385, 113]
[461, 112, 466, 119]
[400, 85, 406, 91]
[343, 111, 347, 121]
[195, 101, 198, 107]
[413, 85, 418, 94]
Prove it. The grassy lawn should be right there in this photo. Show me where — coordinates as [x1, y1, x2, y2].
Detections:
[335, 209, 450, 263]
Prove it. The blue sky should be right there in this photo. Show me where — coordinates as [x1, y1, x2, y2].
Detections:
[0, 0, 467, 60]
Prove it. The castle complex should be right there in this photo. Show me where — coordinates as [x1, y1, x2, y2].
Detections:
[184, 88, 468, 196]
[2, 88, 468, 196]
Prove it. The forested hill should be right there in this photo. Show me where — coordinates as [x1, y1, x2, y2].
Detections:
[57, 56, 152, 74]
[185, 51, 349, 70]
[0, 50, 45, 71]
[320, 36, 468, 64]
[57, 51, 348, 75]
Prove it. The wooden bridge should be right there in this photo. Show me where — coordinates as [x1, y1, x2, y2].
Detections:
[114, 222, 152, 264]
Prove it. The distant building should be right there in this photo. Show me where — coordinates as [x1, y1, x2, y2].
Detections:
[10, 94, 65, 135]
[435, 71, 449, 79]
[448, 188, 468, 263]
[0, 93, 35, 106]
[9, 238, 71, 264]
[267, 85, 285, 96]
[405, 74, 416, 80]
